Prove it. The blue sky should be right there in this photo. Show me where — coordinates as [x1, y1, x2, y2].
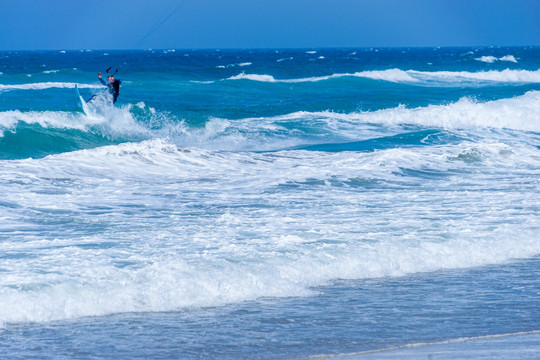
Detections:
[0, 0, 538, 50]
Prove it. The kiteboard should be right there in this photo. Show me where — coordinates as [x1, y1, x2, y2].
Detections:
[75, 84, 91, 114]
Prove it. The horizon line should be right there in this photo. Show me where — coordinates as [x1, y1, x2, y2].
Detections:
[1, 45, 539, 52]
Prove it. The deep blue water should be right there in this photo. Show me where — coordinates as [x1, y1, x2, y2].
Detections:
[0, 47, 539, 359]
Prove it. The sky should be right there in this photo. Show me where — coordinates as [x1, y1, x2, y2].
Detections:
[0, 0, 538, 50]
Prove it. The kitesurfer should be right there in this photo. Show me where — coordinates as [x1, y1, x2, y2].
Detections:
[98, 71, 121, 103]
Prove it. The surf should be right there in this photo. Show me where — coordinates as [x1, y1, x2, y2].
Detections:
[0, 82, 101, 92]
[227, 68, 540, 85]
[182, 91, 540, 152]
[1, 135, 539, 325]
[0, 104, 151, 159]
[2, 90, 538, 160]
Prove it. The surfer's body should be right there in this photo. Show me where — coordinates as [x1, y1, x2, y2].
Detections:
[98, 72, 121, 103]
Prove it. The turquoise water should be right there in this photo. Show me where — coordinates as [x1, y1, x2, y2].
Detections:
[0, 47, 539, 359]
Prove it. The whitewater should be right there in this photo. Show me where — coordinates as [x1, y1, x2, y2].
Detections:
[0, 47, 539, 359]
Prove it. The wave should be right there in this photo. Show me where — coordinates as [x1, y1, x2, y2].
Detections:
[227, 68, 540, 85]
[475, 55, 518, 63]
[325, 90, 540, 132]
[4, 229, 537, 325]
[409, 68, 539, 84]
[190, 80, 215, 84]
[13, 135, 537, 183]
[0, 110, 88, 137]
[0, 103, 154, 158]
[206, 91, 540, 151]
[0, 82, 101, 92]
[205, 91, 540, 144]
[1, 137, 539, 324]
[227, 69, 418, 83]
[216, 62, 252, 69]
[0, 104, 148, 137]
[277, 57, 293, 62]
[2, 91, 538, 158]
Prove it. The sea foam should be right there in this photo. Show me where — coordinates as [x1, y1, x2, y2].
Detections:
[1, 135, 539, 325]
[0, 82, 101, 92]
[2, 91, 538, 151]
[227, 69, 417, 83]
[0, 102, 150, 139]
[196, 91, 540, 151]
[475, 55, 518, 63]
[227, 68, 540, 85]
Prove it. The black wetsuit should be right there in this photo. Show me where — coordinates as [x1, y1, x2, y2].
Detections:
[99, 77, 121, 103]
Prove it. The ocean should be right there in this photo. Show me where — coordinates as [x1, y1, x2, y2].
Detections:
[0, 47, 539, 359]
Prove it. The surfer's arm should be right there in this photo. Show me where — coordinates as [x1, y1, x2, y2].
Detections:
[98, 75, 107, 86]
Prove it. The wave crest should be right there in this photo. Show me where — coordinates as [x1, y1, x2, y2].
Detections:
[227, 68, 540, 85]
[475, 55, 518, 63]
[1, 91, 538, 156]
[0, 82, 101, 92]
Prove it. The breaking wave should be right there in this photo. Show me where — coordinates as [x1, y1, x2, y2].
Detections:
[228, 68, 540, 85]
[0, 82, 101, 92]
[475, 55, 518, 63]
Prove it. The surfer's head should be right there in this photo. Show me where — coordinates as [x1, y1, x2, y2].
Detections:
[108, 75, 114, 84]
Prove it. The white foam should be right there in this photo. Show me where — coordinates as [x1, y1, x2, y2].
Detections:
[355, 69, 418, 82]
[0, 102, 149, 139]
[0, 110, 88, 136]
[352, 90, 540, 132]
[209, 91, 540, 141]
[228, 73, 281, 82]
[227, 71, 405, 83]
[1, 91, 539, 325]
[4, 90, 536, 149]
[190, 80, 215, 84]
[0, 82, 101, 92]
[476, 56, 498, 63]
[409, 68, 539, 84]
[0, 135, 538, 325]
[217, 62, 252, 69]
[500, 55, 518, 62]
[277, 57, 293, 62]
[227, 68, 540, 85]
[476, 55, 518, 63]
[116, 91, 540, 153]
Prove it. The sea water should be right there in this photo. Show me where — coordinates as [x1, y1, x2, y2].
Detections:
[0, 47, 539, 359]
